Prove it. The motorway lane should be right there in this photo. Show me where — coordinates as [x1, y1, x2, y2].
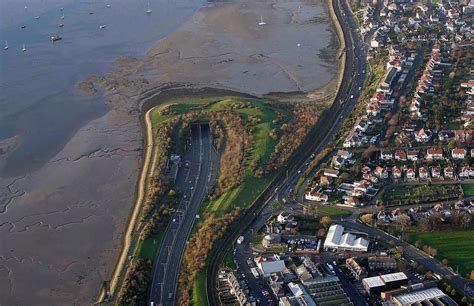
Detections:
[277, 0, 368, 204]
[149, 124, 218, 305]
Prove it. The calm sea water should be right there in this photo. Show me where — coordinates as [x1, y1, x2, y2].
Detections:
[0, 0, 205, 177]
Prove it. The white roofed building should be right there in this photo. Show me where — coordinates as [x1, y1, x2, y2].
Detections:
[323, 224, 369, 252]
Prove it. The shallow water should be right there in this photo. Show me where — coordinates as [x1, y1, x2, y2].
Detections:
[0, 0, 205, 177]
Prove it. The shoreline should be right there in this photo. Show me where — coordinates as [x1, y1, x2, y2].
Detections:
[96, 0, 346, 302]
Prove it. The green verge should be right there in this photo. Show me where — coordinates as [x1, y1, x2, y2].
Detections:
[461, 183, 474, 196]
[406, 230, 474, 277]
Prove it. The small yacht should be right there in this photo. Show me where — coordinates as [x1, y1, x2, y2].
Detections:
[35, 16, 40, 19]
[60, 14, 65, 20]
[297, 43, 301, 47]
[58, 23, 64, 27]
[60, 7, 64, 11]
[106, 4, 111, 8]
[22, 44, 27, 52]
[146, 1, 152, 14]
[99, 24, 107, 29]
[51, 35, 62, 42]
[258, 16, 266, 26]
[4, 41, 8, 50]
[21, 25, 26, 29]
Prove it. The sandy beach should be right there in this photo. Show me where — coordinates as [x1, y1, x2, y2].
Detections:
[0, 0, 339, 304]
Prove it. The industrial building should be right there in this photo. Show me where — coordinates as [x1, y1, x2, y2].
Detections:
[324, 224, 369, 252]
[362, 272, 408, 294]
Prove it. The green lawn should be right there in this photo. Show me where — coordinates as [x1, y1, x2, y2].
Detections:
[407, 230, 474, 277]
[192, 270, 208, 306]
[317, 205, 351, 216]
[461, 183, 474, 196]
[136, 232, 164, 260]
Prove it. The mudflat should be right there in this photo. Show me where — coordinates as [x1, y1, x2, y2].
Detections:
[0, 0, 338, 304]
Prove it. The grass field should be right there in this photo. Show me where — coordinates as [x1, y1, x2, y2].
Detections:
[461, 183, 474, 196]
[407, 230, 474, 277]
[317, 205, 352, 216]
[135, 232, 164, 260]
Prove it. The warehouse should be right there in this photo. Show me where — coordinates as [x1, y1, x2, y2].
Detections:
[324, 224, 369, 252]
[362, 272, 408, 294]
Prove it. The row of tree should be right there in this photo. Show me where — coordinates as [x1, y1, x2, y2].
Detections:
[177, 209, 241, 304]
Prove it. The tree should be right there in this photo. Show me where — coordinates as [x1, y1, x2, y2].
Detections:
[442, 258, 449, 266]
[460, 213, 472, 229]
[470, 270, 474, 281]
[360, 213, 374, 225]
[321, 216, 332, 230]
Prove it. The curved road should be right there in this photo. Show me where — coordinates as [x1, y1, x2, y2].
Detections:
[149, 124, 218, 305]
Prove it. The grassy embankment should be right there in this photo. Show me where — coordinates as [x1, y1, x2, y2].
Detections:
[406, 230, 474, 278]
[188, 98, 287, 305]
[136, 96, 288, 305]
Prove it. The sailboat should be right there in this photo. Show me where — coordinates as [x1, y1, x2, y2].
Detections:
[258, 15, 266, 26]
[106, 4, 111, 8]
[146, 1, 152, 14]
[58, 23, 64, 27]
[4, 41, 8, 50]
[99, 24, 107, 29]
[22, 43, 27, 52]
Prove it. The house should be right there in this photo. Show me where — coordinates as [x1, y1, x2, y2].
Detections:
[345, 197, 360, 207]
[451, 148, 467, 160]
[380, 151, 393, 160]
[407, 150, 419, 161]
[304, 190, 329, 202]
[362, 166, 372, 174]
[406, 168, 416, 180]
[471, 148, 474, 158]
[392, 166, 402, 179]
[394, 150, 407, 161]
[415, 128, 431, 142]
[444, 167, 454, 179]
[337, 149, 353, 160]
[277, 212, 294, 224]
[460, 166, 470, 178]
[324, 168, 340, 178]
[431, 167, 441, 178]
[426, 148, 443, 160]
[375, 166, 389, 179]
[320, 175, 330, 186]
[419, 167, 429, 180]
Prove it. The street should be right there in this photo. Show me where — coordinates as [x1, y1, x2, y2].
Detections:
[148, 123, 218, 305]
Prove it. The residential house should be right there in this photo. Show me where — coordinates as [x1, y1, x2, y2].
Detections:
[419, 167, 429, 180]
[304, 191, 329, 202]
[392, 166, 402, 179]
[344, 197, 360, 207]
[426, 148, 443, 160]
[444, 166, 454, 179]
[406, 168, 416, 180]
[375, 166, 389, 179]
[452, 148, 467, 160]
[415, 128, 431, 143]
[407, 150, 419, 161]
[324, 168, 340, 178]
[394, 150, 407, 161]
[320, 176, 330, 186]
[431, 167, 441, 179]
[380, 151, 393, 161]
[459, 166, 470, 178]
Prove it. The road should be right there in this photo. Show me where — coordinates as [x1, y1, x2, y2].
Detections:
[209, 0, 369, 303]
[149, 123, 218, 305]
[277, 0, 367, 205]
